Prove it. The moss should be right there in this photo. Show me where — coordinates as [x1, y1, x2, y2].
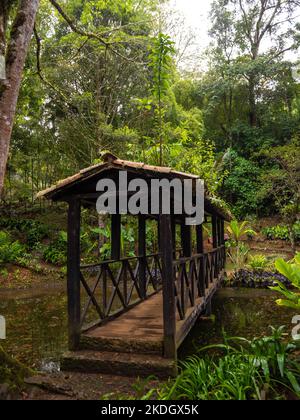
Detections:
[0, 346, 34, 391]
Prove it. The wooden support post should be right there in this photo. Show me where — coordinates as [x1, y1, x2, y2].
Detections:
[67, 198, 81, 351]
[212, 215, 218, 249]
[221, 219, 226, 269]
[218, 218, 223, 247]
[160, 214, 177, 360]
[196, 224, 205, 297]
[212, 215, 218, 278]
[171, 216, 176, 258]
[138, 215, 147, 299]
[157, 218, 161, 252]
[221, 219, 225, 245]
[181, 223, 192, 257]
[111, 214, 121, 260]
[196, 224, 204, 254]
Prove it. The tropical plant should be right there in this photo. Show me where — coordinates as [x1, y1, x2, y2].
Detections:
[262, 223, 300, 243]
[152, 327, 300, 400]
[247, 254, 271, 272]
[43, 231, 68, 266]
[226, 221, 256, 271]
[227, 242, 250, 272]
[227, 220, 256, 243]
[0, 231, 27, 265]
[148, 33, 176, 165]
[270, 253, 300, 311]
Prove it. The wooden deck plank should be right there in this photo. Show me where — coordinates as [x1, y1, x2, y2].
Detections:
[85, 293, 164, 342]
[84, 274, 223, 351]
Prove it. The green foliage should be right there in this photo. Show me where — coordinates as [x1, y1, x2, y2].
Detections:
[0, 232, 27, 265]
[227, 220, 256, 243]
[226, 220, 256, 271]
[149, 33, 176, 101]
[262, 223, 300, 242]
[153, 328, 300, 400]
[147, 33, 176, 164]
[221, 150, 264, 218]
[43, 231, 68, 266]
[247, 254, 271, 272]
[270, 254, 300, 311]
[0, 218, 49, 249]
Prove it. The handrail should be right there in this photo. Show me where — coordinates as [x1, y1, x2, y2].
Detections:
[173, 245, 225, 266]
[80, 253, 162, 269]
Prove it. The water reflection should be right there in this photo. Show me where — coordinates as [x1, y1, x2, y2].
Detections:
[0, 289, 68, 372]
[179, 288, 296, 359]
[0, 287, 296, 371]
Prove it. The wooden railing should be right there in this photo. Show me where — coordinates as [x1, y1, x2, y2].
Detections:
[79, 253, 162, 330]
[78, 245, 225, 332]
[173, 246, 226, 320]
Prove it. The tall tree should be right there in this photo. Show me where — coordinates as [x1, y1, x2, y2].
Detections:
[0, 0, 40, 198]
[209, 0, 300, 129]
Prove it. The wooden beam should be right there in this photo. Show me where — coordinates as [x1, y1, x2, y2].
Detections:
[67, 198, 81, 350]
[212, 215, 218, 249]
[221, 219, 225, 245]
[138, 215, 147, 299]
[171, 216, 176, 258]
[160, 214, 177, 360]
[111, 214, 121, 260]
[181, 223, 192, 257]
[217, 218, 223, 247]
[196, 224, 204, 254]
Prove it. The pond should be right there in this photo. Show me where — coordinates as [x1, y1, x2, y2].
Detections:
[0, 287, 68, 372]
[0, 287, 297, 372]
[180, 288, 296, 358]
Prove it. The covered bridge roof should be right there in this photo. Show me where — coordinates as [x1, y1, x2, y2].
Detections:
[37, 153, 232, 221]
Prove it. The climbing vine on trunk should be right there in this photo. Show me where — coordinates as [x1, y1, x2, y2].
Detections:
[0, 0, 40, 199]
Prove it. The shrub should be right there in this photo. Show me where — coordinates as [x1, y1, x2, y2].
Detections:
[43, 231, 67, 265]
[0, 231, 27, 264]
[230, 269, 290, 289]
[270, 253, 300, 310]
[0, 218, 49, 249]
[247, 254, 271, 271]
[153, 327, 300, 400]
[262, 223, 300, 242]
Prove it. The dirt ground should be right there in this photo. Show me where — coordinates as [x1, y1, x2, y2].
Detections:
[23, 372, 160, 400]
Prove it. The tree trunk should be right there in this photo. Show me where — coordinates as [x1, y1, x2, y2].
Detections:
[0, 0, 40, 199]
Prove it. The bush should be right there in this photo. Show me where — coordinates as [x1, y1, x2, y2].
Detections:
[262, 222, 300, 242]
[270, 253, 300, 310]
[230, 269, 290, 289]
[247, 254, 272, 271]
[153, 328, 300, 400]
[43, 231, 67, 265]
[0, 218, 49, 249]
[0, 231, 27, 264]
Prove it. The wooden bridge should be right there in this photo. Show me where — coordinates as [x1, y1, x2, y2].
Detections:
[38, 154, 230, 378]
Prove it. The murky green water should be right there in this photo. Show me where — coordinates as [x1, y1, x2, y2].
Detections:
[0, 287, 297, 371]
[0, 288, 68, 372]
[179, 288, 296, 358]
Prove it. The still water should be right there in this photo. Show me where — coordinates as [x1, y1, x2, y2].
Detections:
[0, 287, 296, 371]
[0, 287, 68, 372]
